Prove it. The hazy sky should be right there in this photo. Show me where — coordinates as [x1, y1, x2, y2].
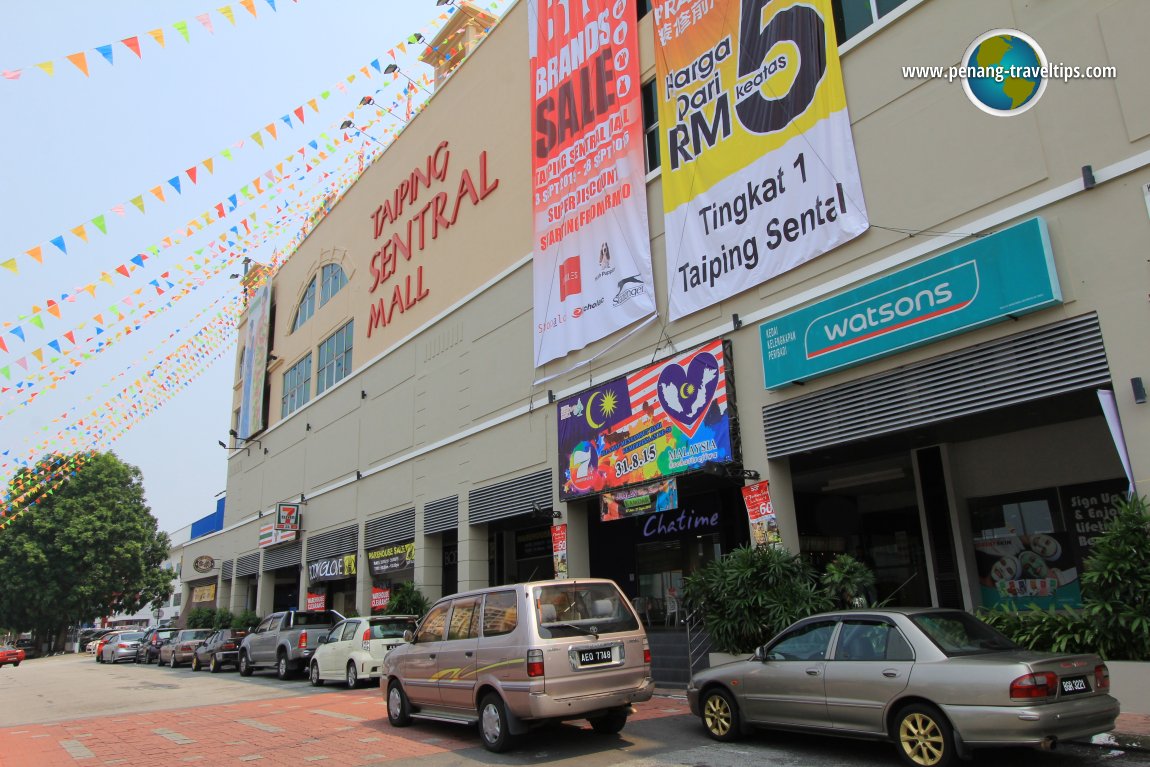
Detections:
[0, 0, 510, 533]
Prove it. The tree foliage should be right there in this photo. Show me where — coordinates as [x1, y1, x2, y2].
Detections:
[0, 452, 173, 645]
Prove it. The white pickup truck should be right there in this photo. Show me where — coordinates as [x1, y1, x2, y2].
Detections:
[238, 610, 343, 680]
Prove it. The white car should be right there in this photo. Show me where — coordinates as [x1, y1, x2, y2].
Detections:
[309, 615, 418, 689]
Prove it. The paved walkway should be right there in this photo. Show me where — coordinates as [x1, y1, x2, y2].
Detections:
[0, 689, 693, 766]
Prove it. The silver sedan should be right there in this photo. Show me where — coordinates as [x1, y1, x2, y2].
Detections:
[687, 608, 1119, 767]
[99, 631, 145, 664]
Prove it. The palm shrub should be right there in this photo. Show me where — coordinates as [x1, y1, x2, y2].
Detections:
[384, 581, 431, 617]
[821, 554, 877, 608]
[683, 545, 833, 654]
[232, 609, 260, 631]
[185, 607, 216, 628]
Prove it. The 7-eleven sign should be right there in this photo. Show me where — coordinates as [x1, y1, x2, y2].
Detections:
[275, 502, 301, 531]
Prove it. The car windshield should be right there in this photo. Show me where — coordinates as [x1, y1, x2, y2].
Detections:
[368, 618, 415, 639]
[533, 583, 639, 638]
[911, 611, 1018, 656]
[178, 630, 212, 641]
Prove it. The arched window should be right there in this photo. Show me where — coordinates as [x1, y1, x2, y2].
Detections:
[320, 263, 347, 307]
[293, 278, 317, 332]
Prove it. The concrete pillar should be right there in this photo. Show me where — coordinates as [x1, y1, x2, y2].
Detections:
[458, 522, 489, 592]
[356, 521, 371, 616]
[562, 502, 589, 578]
[416, 533, 444, 602]
[766, 455, 799, 553]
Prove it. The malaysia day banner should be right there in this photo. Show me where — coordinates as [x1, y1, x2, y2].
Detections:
[557, 339, 734, 500]
[530, 0, 657, 366]
[654, 0, 869, 320]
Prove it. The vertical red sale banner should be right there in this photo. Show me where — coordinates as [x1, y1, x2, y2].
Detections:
[551, 523, 569, 578]
[741, 480, 780, 548]
[306, 591, 326, 611]
[530, 0, 657, 366]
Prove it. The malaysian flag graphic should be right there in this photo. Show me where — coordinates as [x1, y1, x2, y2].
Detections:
[616, 339, 727, 439]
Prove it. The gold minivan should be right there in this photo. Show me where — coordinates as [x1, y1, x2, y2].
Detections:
[383, 578, 654, 751]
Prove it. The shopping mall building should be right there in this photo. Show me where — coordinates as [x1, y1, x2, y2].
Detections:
[180, 0, 1149, 626]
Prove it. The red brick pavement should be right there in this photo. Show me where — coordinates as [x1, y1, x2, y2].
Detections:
[0, 689, 693, 767]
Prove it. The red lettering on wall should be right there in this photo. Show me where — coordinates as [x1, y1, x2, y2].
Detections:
[365, 143, 500, 337]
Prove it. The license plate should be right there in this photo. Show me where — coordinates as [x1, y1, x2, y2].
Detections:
[1061, 676, 1091, 695]
[578, 647, 615, 666]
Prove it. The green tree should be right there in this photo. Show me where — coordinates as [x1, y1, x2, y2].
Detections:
[0, 451, 174, 649]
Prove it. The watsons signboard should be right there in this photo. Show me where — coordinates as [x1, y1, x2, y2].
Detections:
[759, 217, 1060, 389]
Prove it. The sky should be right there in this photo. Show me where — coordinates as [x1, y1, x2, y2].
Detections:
[0, 0, 512, 534]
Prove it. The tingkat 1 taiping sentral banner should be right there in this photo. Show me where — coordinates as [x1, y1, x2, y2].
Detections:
[530, 0, 657, 367]
[654, 0, 869, 320]
[557, 339, 734, 500]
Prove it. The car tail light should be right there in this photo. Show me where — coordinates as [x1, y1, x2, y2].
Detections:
[1010, 671, 1058, 700]
[526, 649, 545, 678]
[180, 643, 193, 652]
[298, 631, 308, 649]
[362, 627, 372, 652]
[117, 643, 128, 649]
[222, 642, 235, 651]
[1095, 664, 1110, 692]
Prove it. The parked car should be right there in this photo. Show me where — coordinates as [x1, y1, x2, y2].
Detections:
[238, 610, 343, 680]
[309, 615, 418, 689]
[100, 631, 146, 664]
[135, 627, 179, 664]
[191, 629, 248, 673]
[0, 644, 26, 668]
[15, 638, 40, 660]
[94, 632, 128, 662]
[158, 629, 214, 668]
[687, 607, 1120, 767]
[383, 578, 653, 752]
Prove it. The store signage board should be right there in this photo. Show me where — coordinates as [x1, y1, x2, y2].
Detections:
[759, 217, 1061, 389]
[367, 541, 415, 577]
[275, 503, 301, 531]
[601, 478, 678, 521]
[557, 339, 734, 500]
[308, 554, 357, 584]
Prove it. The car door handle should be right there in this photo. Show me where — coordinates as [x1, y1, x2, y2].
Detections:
[805, 668, 821, 676]
[883, 669, 899, 678]
[428, 654, 436, 660]
[465, 651, 473, 657]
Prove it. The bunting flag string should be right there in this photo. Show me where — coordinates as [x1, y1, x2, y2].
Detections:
[0, 0, 298, 84]
[2, 9, 468, 276]
[0, 1, 516, 530]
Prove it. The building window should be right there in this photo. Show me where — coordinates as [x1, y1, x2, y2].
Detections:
[642, 79, 660, 173]
[316, 321, 353, 396]
[319, 263, 347, 307]
[172, 593, 182, 607]
[832, 0, 912, 45]
[293, 278, 317, 332]
[281, 354, 312, 418]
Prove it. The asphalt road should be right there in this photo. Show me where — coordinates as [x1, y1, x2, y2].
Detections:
[2, 653, 1148, 766]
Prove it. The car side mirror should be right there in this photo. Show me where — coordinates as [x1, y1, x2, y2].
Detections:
[317, 636, 328, 645]
[402, 629, 415, 643]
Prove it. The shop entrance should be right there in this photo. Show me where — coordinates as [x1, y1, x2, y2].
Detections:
[792, 455, 931, 607]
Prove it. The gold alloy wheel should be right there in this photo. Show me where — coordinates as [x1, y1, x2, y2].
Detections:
[899, 711, 945, 766]
[703, 693, 733, 737]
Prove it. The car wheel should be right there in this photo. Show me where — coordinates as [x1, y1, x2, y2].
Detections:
[589, 708, 628, 735]
[895, 703, 955, 767]
[346, 662, 359, 689]
[310, 661, 325, 687]
[276, 652, 291, 681]
[479, 693, 516, 753]
[701, 687, 741, 742]
[191, 655, 200, 672]
[386, 680, 412, 727]
[209, 655, 220, 674]
[239, 652, 254, 677]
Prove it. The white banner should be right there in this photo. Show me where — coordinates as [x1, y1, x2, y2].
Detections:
[655, 0, 869, 320]
[530, 0, 657, 367]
